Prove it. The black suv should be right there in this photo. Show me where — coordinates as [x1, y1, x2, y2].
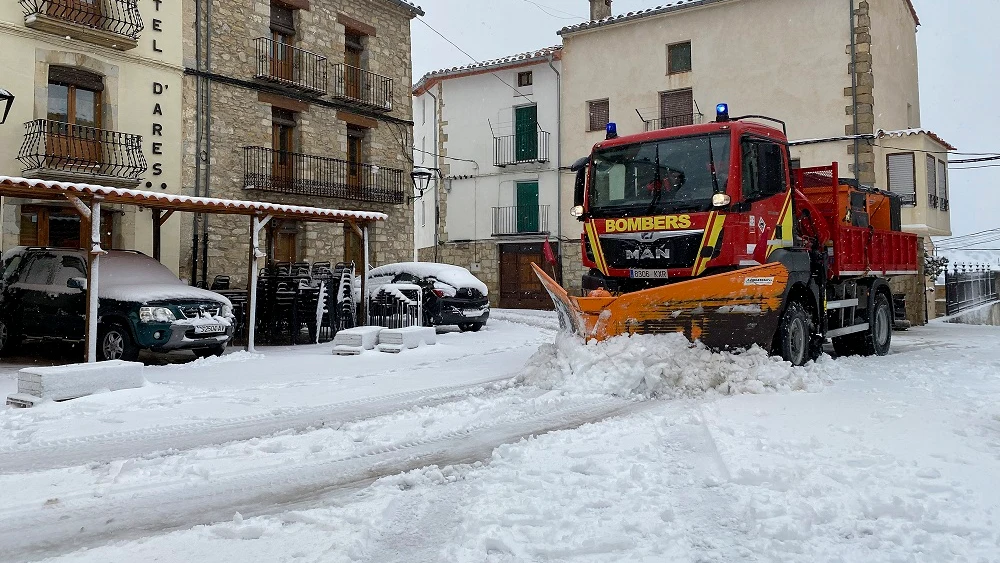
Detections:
[0, 247, 234, 361]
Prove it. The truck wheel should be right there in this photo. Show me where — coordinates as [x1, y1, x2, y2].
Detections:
[98, 322, 140, 362]
[832, 291, 892, 357]
[857, 291, 892, 356]
[775, 301, 813, 366]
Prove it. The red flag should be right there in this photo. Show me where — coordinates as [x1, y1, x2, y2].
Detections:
[543, 237, 557, 265]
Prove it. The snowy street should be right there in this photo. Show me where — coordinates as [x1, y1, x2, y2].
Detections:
[1, 311, 999, 562]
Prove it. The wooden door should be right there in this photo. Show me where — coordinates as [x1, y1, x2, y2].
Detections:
[514, 105, 538, 161]
[345, 35, 363, 99]
[347, 126, 364, 192]
[344, 225, 363, 268]
[47, 82, 102, 171]
[271, 32, 294, 82]
[49, 0, 102, 27]
[272, 110, 295, 189]
[515, 182, 539, 233]
[499, 243, 554, 310]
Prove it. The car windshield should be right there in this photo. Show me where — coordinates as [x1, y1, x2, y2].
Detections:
[589, 134, 730, 217]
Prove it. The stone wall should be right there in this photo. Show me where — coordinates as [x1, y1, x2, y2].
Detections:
[422, 241, 501, 306]
[180, 0, 416, 287]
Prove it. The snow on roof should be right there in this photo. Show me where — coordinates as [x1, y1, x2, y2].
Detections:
[559, 0, 918, 35]
[413, 46, 562, 95]
[877, 129, 956, 151]
[369, 262, 489, 295]
[0, 176, 386, 223]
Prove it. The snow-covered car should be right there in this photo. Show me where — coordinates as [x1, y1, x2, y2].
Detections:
[0, 247, 234, 361]
[365, 262, 490, 331]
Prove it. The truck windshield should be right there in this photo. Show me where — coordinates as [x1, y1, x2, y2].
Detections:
[589, 134, 730, 217]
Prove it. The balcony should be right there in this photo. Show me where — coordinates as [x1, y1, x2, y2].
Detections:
[254, 38, 328, 95]
[20, 0, 143, 50]
[493, 131, 550, 167]
[941, 198, 950, 212]
[331, 64, 393, 112]
[642, 112, 705, 132]
[927, 193, 939, 209]
[17, 119, 146, 187]
[244, 146, 404, 204]
[492, 205, 550, 236]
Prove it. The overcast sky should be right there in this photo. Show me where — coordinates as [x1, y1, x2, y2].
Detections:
[410, 0, 999, 240]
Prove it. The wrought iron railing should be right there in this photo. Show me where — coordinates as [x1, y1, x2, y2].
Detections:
[945, 264, 997, 316]
[940, 198, 950, 212]
[492, 205, 550, 236]
[493, 131, 550, 167]
[927, 193, 938, 208]
[17, 119, 146, 181]
[331, 64, 392, 112]
[643, 112, 705, 131]
[895, 192, 916, 207]
[20, 0, 143, 39]
[254, 38, 328, 94]
[244, 146, 404, 204]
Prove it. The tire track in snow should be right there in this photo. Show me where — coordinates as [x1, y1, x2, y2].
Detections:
[0, 396, 649, 561]
[0, 376, 518, 474]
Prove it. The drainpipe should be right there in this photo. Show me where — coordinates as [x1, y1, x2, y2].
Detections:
[428, 88, 439, 263]
[191, 0, 202, 283]
[849, 0, 859, 183]
[200, 0, 214, 288]
[547, 53, 562, 267]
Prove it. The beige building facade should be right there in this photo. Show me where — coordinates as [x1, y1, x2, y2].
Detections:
[0, 0, 183, 271]
[557, 0, 952, 321]
[180, 0, 421, 288]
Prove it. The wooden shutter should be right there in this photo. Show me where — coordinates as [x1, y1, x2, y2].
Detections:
[588, 99, 609, 131]
[886, 153, 915, 205]
[660, 89, 693, 128]
[925, 154, 937, 207]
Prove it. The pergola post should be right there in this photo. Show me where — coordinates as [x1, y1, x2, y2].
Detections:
[246, 214, 272, 352]
[152, 209, 161, 261]
[362, 222, 370, 326]
[86, 198, 103, 363]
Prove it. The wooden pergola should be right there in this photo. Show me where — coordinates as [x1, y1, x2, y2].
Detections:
[0, 176, 386, 361]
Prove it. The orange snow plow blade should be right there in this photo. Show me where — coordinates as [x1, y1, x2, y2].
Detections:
[532, 262, 791, 352]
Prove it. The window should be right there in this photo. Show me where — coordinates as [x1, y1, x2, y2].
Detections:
[517, 71, 533, 87]
[268, 221, 298, 263]
[742, 139, 786, 201]
[345, 31, 365, 99]
[588, 99, 609, 132]
[667, 41, 692, 74]
[19, 206, 114, 249]
[937, 159, 948, 204]
[886, 152, 916, 206]
[51, 255, 86, 289]
[514, 105, 538, 161]
[659, 89, 693, 128]
[48, 66, 104, 169]
[925, 154, 937, 208]
[270, 3, 296, 81]
[22, 254, 58, 285]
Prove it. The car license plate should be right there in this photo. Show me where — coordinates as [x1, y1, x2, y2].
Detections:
[462, 309, 483, 317]
[630, 269, 669, 279]
[194, 324, 224, 334]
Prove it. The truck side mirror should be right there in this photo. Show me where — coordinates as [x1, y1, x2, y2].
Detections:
[68, 277, 87, 291]
[570, 156, 588, 209]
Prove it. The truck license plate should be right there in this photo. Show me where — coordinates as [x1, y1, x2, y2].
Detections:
[630, 269, 669, 279]
[194, 324, 224, 334]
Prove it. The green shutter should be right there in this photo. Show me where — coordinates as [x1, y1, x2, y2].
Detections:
[516, 182, 539, 232]
[514, 105, 538, 162]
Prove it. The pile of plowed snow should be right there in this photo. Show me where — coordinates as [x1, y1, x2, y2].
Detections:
[521, 332, 839, 398]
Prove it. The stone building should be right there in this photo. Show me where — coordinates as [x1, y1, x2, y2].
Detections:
[0, 0, 183, 269]
[181, 0, 422, 287]
[413, 47, 562, 308]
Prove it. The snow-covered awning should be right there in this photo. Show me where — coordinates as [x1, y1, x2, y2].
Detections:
[0, 176, 387, 224]
[877, 129, 956, 151]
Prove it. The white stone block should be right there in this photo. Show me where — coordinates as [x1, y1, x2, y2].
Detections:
[332, 326, 385, 351]
[17, 360, 146, 402]
[377, 326, 436, 353]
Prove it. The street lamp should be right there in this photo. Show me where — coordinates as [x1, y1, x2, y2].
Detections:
[409, 166, 434, 204]
[0, 88, 14, 125]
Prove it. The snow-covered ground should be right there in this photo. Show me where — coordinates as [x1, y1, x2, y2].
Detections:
[1, 311, 999, 562]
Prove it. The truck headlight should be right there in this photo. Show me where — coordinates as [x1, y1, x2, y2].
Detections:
[139, 306, 176, 323]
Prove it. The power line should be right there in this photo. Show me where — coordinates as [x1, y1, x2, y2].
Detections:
[950, 164, 1000, 170]
[415, 17, 533, 103]
[522, 0, 586, 20]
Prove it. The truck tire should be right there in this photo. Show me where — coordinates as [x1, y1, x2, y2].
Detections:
[98, 322, 140, 362]
[832, 290, 892, 358]
[775, 301, 812, 366]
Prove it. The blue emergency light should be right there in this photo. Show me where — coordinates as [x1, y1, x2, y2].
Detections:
[606, 122, 618, 140]
[716, 103, 730, 122]
[715, 104, 729, 123]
